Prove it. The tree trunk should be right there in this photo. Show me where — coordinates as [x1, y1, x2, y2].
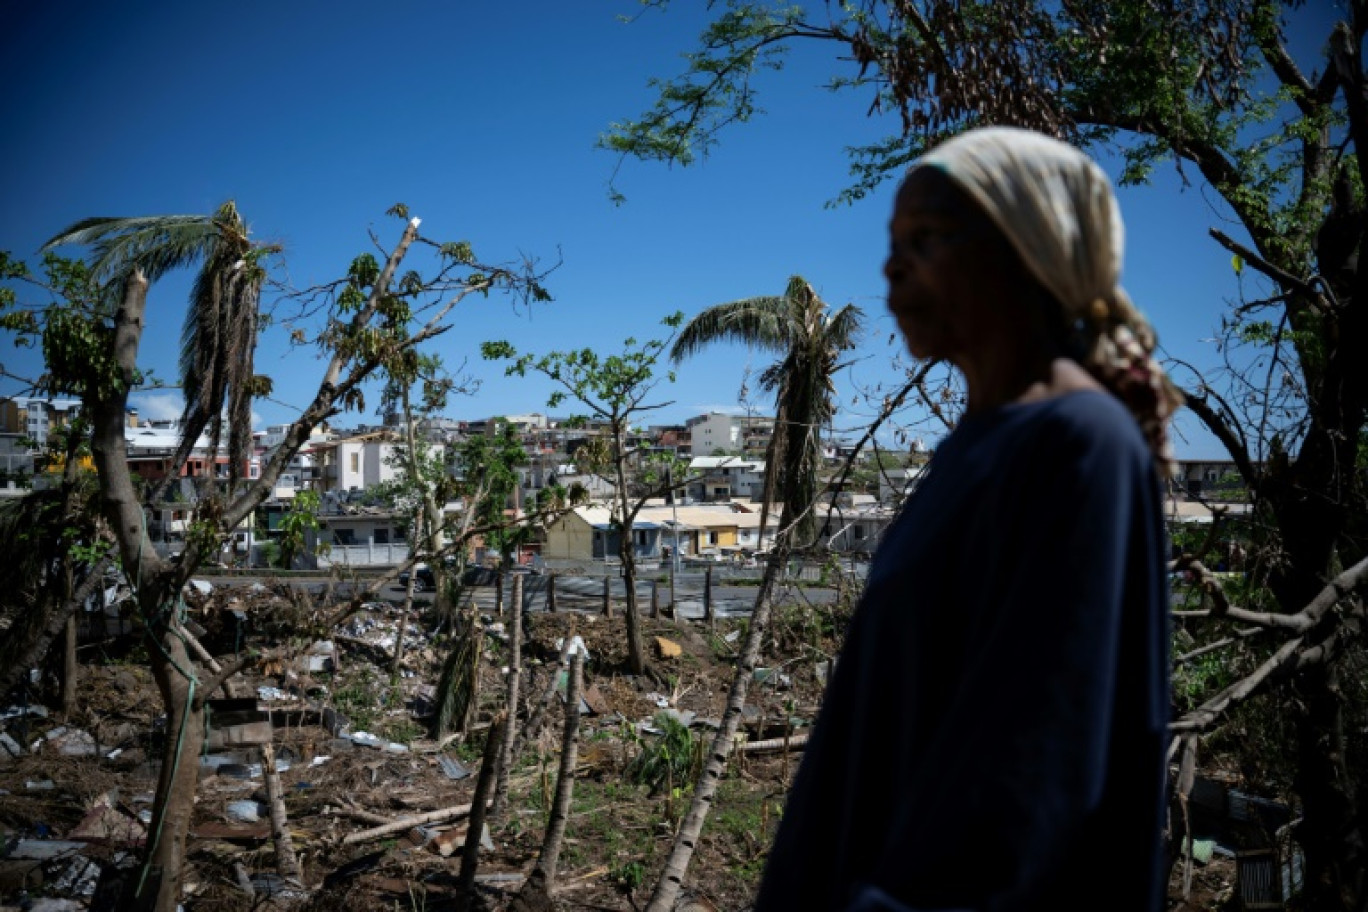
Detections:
[1265, 483, 1366, 911]
[621, 547, 646, 675]
[644, 543, 789, 912]
[460, 714, 508, 899]
[431, 610, 483, 739]
[61, 614, 78, 717]
[123, 633, 206, 912]
[392, 542, 419, 680]
[516, 633, 577, 759]
[513, 652, 582, 909]
[0, 556, 111, 700]
[1293, 660, 1365, 911]
[491, 574, 523, 820]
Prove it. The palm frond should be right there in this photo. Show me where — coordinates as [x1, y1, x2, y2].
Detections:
[669, 296, 794, 363]
[43, 215, 223, 286]
[47, 202, 262, 491]
[822, 303, 864, 352]
[432, 618, 483, 738]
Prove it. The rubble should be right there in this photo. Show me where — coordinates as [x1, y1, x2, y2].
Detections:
[0, 579, 843, 912]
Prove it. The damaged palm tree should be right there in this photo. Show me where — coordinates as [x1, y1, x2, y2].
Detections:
[670, 275, 861, 551]
[16, 204, 554, 912]
[432, 607, 485, 740]
[45, 202, 269, 502]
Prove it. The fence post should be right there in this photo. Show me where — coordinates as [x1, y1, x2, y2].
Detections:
[496, 572, 505, 617]
[602, 576, 613, 618]
[650, 580, 659, 619]
[704, 566, 714, 625]
[547, 572, 557, 613]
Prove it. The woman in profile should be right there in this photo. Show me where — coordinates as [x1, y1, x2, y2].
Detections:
[755, 127, 1181, 911]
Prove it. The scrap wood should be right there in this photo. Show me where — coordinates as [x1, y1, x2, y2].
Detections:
[340, 799, 491, 845]
[334, 633, 395, 664]
[328, 803, 389, 825]
[176, 623, 246, 698]
[261, 743, 303, 884]
[556, 865, 611, 894]
[736, 732, 810, 754]
[190, 821, 270, 840]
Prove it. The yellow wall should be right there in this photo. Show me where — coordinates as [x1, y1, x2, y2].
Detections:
[544, 514, 595, 560]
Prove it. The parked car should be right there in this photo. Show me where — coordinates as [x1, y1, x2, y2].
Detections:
[396, 565, 437, 592]
[395, 564, 501, 592]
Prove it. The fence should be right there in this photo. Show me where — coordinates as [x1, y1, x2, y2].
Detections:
[318, 543, 411, 568]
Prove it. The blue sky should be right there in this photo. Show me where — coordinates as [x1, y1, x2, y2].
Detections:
[2, 2, 1344, 458]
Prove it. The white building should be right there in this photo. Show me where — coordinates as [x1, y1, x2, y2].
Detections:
[0, 396, 83, 449]
[684, 412, 775, 456]
[685, 456, 766, 501]
[312, 431, 444, 495]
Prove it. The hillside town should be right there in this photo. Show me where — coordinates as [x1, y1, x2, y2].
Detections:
[2, 394, 1248, 574]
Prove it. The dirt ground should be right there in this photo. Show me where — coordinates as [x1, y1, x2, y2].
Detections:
[0, 583, 840, 911]
[0, 581, 1242, 911]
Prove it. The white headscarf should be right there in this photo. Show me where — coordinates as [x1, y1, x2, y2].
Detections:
[917, 126, 1127, 324]
[911, 126, 1182, 467]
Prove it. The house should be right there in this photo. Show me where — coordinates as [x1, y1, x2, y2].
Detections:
[0, 434, 33, 497]
[550, 470, 616, 503]
[257, 423, 333, 493]
[1169, 458, 1249, 502]
[310, 430, 444, 495]
[125, 423, 259, 482]
[306, 510, 411, 568]
[0, 395, 82, 449]
[877, 465, 927, 503]
[685, 456, 765, 502]
[543, 501, 780, 563]
[817, 496, 898, 554]
[543, 506, 663, 561]
[0, 396, 94, 493]
[1163, 495, 1254, 525]
[647, 424, 692, 457]
[685, 412, 774, 457]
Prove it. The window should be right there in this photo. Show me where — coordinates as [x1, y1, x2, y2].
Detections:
[375, 528, 390, 544]
[853, 526, 865, 540]
[350, 453, 360, 473]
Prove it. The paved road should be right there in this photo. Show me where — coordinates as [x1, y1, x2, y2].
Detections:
[201, 573, 838, 620]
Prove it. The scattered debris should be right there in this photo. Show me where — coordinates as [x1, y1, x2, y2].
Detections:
[0, 732, 23, 761]
[1, 704, 49, 722]
[438, 755, 471, 780]
[43, 727, 99, 757]
[68, 798, 146, 846]
[226, 800, 267, 823]
[554, 635, 590, 660]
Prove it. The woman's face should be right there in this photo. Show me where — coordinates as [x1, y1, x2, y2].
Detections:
[883, 169, 1017, 364]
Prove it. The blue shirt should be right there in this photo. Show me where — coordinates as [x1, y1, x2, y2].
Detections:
[756, 391, 1170, 911]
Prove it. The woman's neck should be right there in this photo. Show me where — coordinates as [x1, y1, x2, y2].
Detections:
[961, 347, 1103, 415]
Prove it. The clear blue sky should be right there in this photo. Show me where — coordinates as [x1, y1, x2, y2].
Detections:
[2, 2, 1343, 458]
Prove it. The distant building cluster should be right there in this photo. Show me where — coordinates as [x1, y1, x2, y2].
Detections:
[1, 397, 1249, 567]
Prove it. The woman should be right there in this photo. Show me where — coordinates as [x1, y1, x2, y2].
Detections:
[755, 128, 1181, 911]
